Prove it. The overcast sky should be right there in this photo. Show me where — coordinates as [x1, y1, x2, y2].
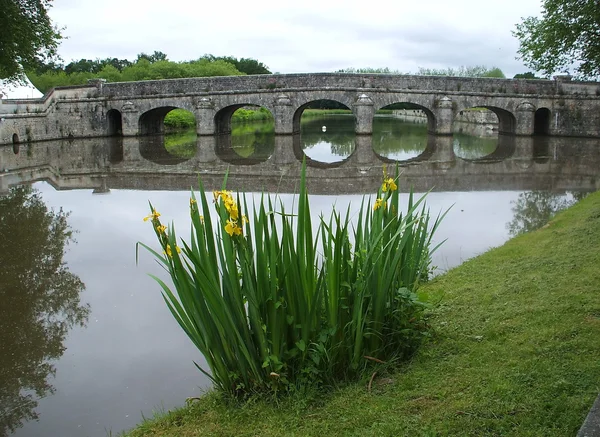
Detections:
[47, 0, 542, 76]
[4, 0, 543, 98]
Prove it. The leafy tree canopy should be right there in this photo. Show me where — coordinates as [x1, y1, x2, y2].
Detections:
[197, 55, 271, 75]
[513, 72, 543, 79]
[513, 0, 600, 79]
[417, 65, 506, 78]
[0, 0, 63, 83]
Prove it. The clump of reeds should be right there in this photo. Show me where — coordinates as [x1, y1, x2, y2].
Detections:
[140, 163, 445, 396]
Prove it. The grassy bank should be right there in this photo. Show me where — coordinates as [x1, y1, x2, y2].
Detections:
[124, 191, 600, 436]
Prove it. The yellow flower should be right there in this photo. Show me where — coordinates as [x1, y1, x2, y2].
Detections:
[156, 225, 167, 234]
[164, 245, 181, 258]
[373, 198, 385, 211]
[199, 215, 204, 223]
[190, 198, 197, 206]
[143, 211, 161, 222]
[225, 219, 242, 237]
[382, 177, 397, 192]
[227, 202, 239, 220]
[242, 215, 249, 225]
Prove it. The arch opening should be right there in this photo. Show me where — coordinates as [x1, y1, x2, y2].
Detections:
[139, 107, 197, 136]
[294, 100, 355, 164]
[214, 105, 274, 136]
[534, 108, 551, 135]
[107, 109, 123, 136]
[214, 105, 275, 161]
[452, 106, 516, 160]
[372, 103, 434, 161]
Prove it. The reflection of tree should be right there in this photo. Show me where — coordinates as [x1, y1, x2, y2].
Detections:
[507, 191, 576, 236]
[0, 186, 88, 436]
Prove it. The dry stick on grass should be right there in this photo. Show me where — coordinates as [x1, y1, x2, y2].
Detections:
[368, 372, 378, 393]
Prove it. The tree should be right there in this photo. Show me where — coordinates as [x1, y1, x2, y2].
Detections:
[417, 66, 506, 78]
[0, 186, 88, 435]
[513, 0, 600, 79]
[0, 0, 63, 83]
[513, 72, 541, 79]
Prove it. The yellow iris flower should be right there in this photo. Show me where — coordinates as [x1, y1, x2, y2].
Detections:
[374, 198, 385, 211]
[143, 211, 161, 222]
[225, 219, 242, 237]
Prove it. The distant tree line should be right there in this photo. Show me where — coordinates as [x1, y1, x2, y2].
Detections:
[27, 51, 271, 93]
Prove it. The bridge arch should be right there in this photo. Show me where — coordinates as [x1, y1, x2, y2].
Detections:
[292, 99, 354, 134]
[534, 108, 551, 135]
[214, 104, 274, 135]
[139, 106, 197, 136]
[376, 102, 437, 133]
[107, 109, 123, 136]
[456, 105, 516, 135]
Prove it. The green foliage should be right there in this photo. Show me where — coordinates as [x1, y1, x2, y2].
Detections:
[513, 72, 542, 79]
[140, 165, 444, 396]
[164, 109, 196, 130]
[28, 57, 245, 93]
[198, 55, 271, 74]
[0, 0, 62, 83]
[417, 65, 506, 78]
[514, 0, 600, 79]
[337, 67, 403, 74]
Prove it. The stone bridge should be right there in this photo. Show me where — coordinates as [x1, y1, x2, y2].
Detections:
[1, 73, 600, 145]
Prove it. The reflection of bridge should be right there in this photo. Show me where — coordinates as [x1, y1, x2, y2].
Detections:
[1, 73, 600, 145]
[1, 135, 599, 195]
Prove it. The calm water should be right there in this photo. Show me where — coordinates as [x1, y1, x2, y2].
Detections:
[1, 114, 599, 437]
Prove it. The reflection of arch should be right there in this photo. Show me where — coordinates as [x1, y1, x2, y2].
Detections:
[293, 100, 353, 134]
[138, 135, 193, 165]
[376, 103, 437, 133]
[12, 133, 19, 154]
[108, 137, 124, 163]
[139, 107, 196, 136]
[292, 134, 354, 169]
[214, 104, 273, 135]
[457, 135, 516, 162]
[533, 136, 551, 164]
[374, 134, 437, 164]
[107, 109, 123, 136]
[534, 108, 551, 135]
[215, 134, 272, 165]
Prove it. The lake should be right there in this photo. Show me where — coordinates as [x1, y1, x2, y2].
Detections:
[2, 113, 599, 436]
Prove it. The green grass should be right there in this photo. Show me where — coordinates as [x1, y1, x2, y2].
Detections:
[125, 191, 600, 437]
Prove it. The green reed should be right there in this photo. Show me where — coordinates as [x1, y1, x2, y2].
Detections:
[139, 164, 445, 396]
